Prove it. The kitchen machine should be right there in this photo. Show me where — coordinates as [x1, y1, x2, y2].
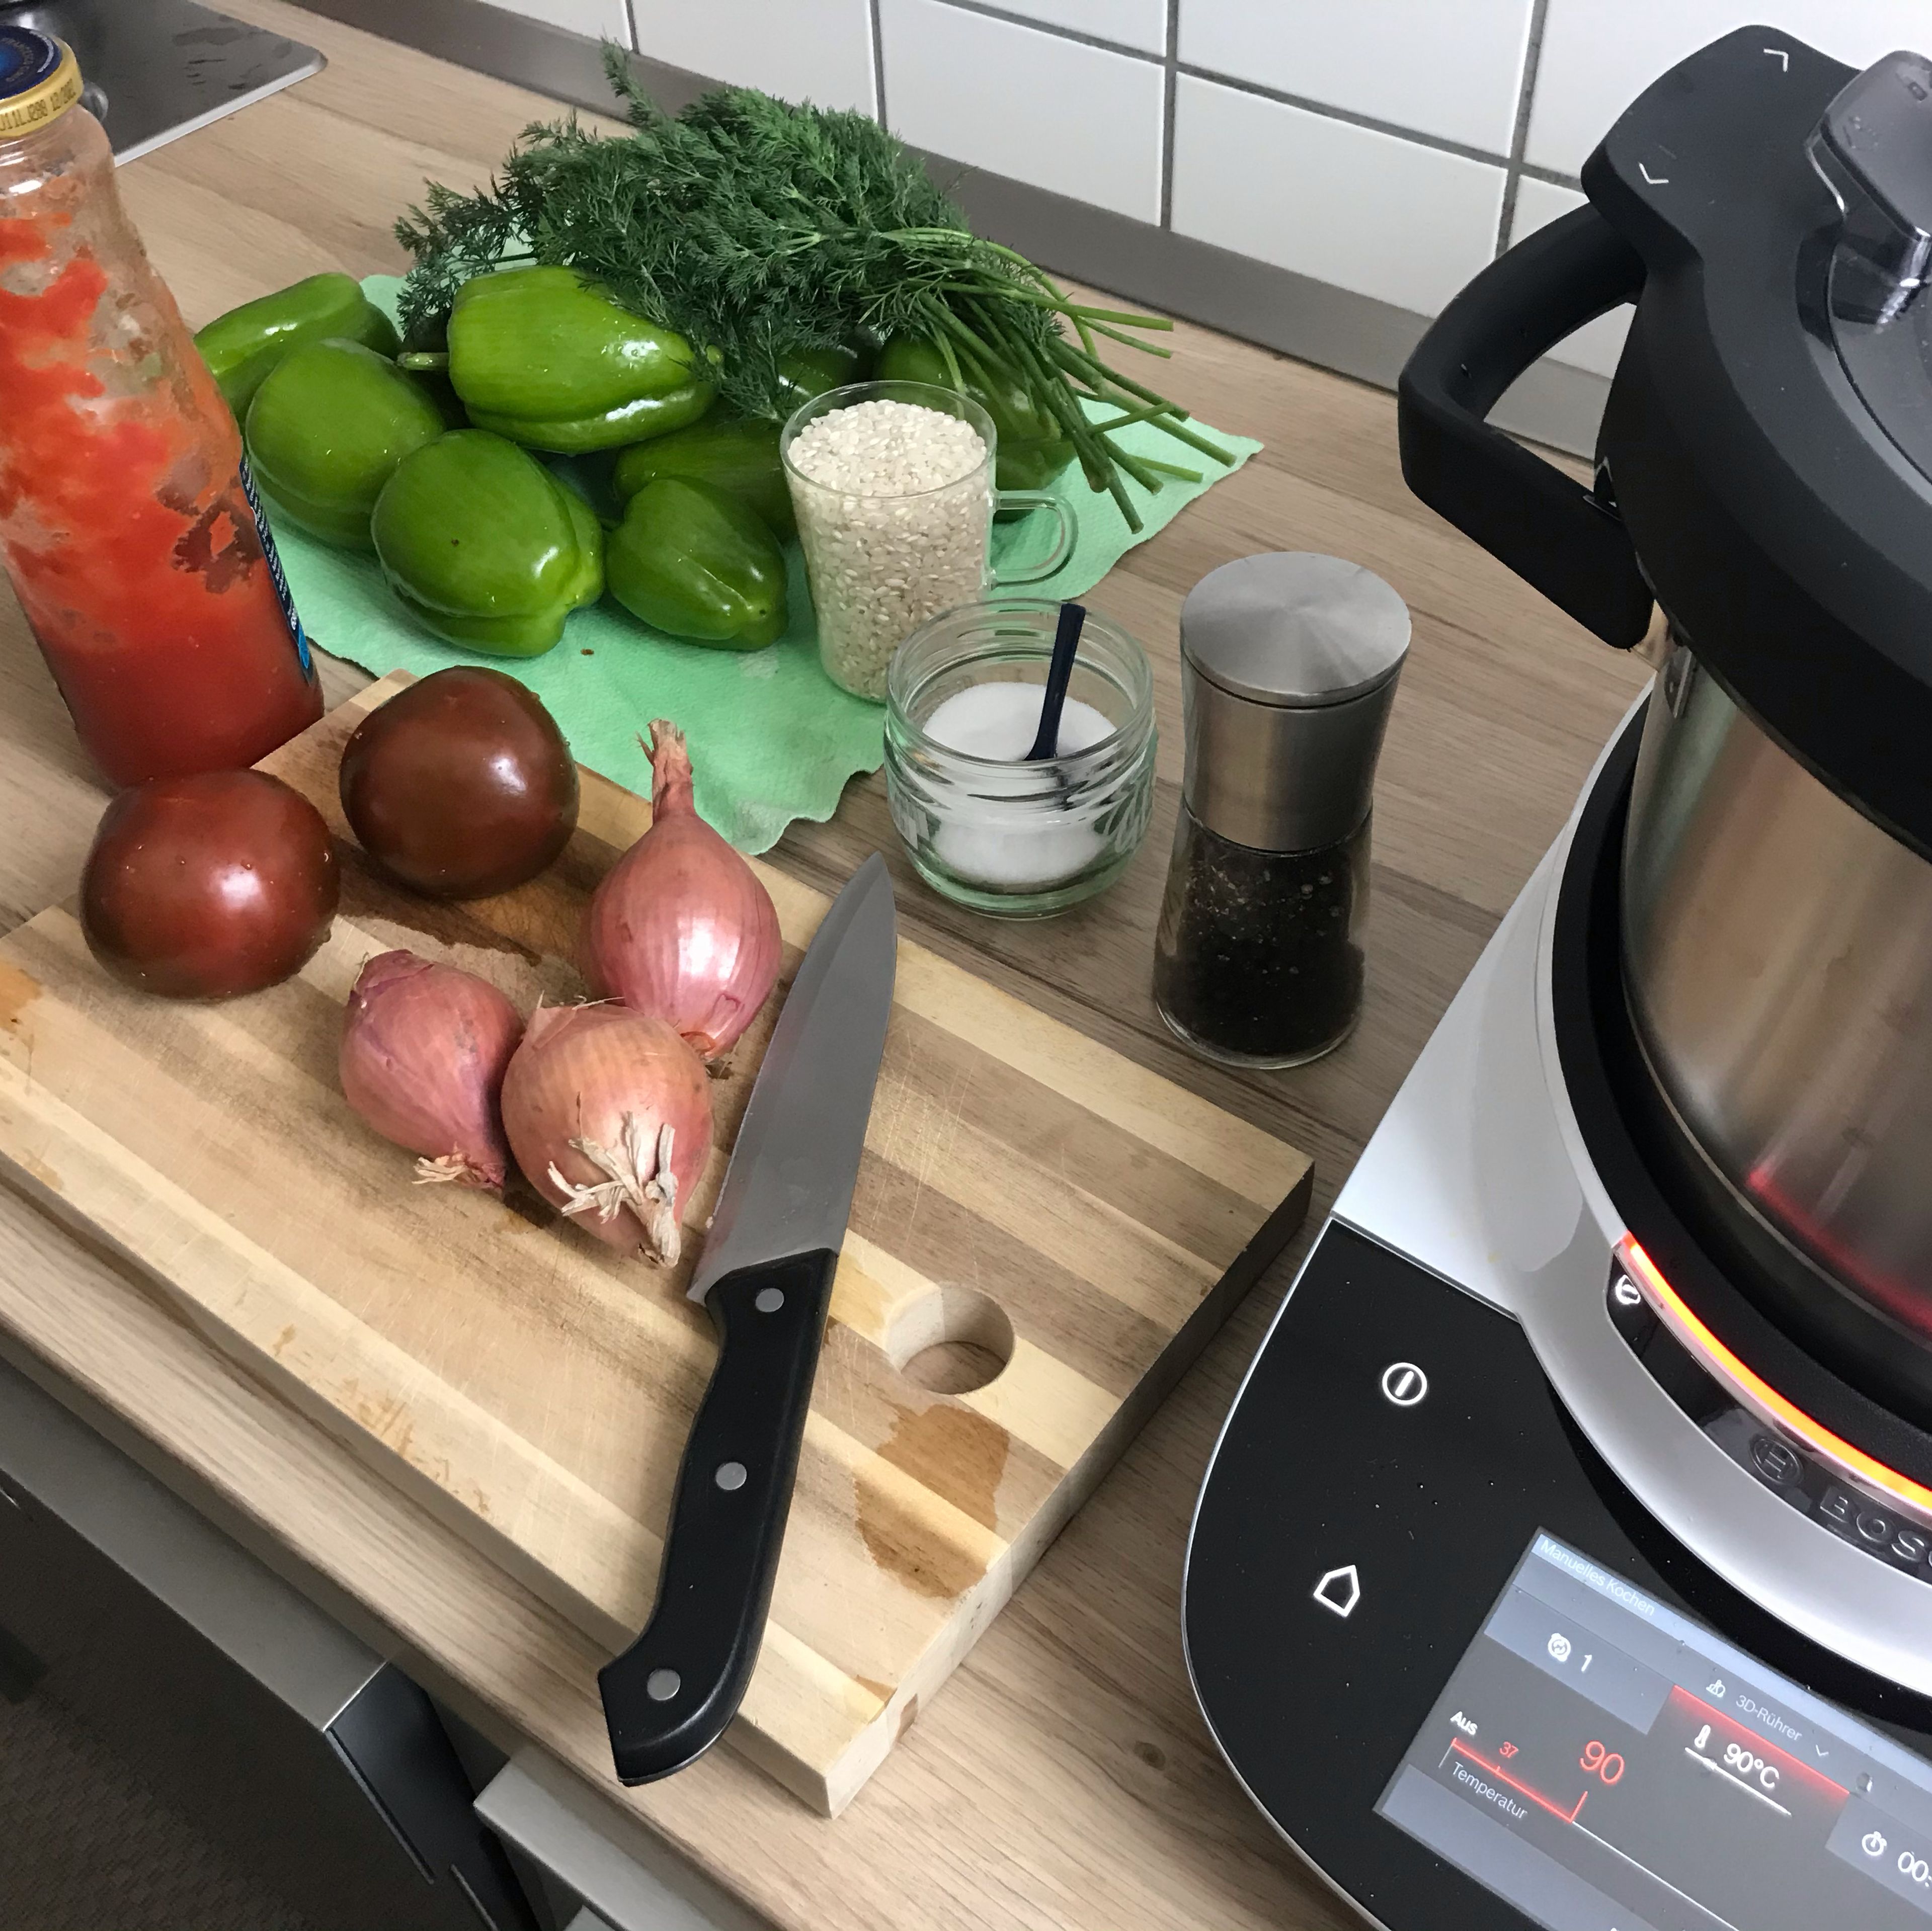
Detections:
[1186, 28, 1932, 1931]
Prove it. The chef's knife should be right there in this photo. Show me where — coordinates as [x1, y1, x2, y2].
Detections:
[599, 853, 897, 1785]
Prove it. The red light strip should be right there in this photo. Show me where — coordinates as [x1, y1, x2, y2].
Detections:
[1666, 1685, 1850, 1798]
[1616, 1233, 1932, 1525]
[1448, 1738, 1587, 1823]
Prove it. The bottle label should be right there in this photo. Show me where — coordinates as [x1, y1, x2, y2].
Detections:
[237, 454, 313, 678]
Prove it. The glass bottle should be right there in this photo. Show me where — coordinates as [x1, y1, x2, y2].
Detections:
[1152, 552, 1409, 1067]
[0, 30, 321, 787]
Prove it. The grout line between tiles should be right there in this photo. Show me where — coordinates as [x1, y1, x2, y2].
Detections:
[1159, 0, 1179, 228]
[922, 0, 1161, 62]
[870, 0, 889, 123]
[1495, 0, 1553, 255]
[1172, 62, 1509, 167]
[917, 0, 1522, 176]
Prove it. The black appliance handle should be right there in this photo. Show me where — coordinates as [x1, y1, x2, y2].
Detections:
[598, 1248, 836, 1785]
[1398, 203, 1654, 649]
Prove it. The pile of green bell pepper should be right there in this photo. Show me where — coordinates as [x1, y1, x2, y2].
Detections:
[190, 269, 891, 659]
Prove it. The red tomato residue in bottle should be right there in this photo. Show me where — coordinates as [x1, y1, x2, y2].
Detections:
[0, 205, 320, 784]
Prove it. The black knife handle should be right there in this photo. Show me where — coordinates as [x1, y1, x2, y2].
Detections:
[598, 1248, 838, 1785]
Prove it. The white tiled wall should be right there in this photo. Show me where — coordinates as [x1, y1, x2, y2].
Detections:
[1172, 77, 1506, 316]
[629, 0, 875, 115]
[1179, 0, 1537, 155]
[988, 0, 1168, 58]
[595, 0, 1932, 382]
[877, 0, 1164, 222]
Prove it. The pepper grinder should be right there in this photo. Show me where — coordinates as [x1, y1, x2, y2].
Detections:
[1152, 552, 1410, 1067]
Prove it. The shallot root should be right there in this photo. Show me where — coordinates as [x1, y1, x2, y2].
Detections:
[547, 1117, 683, 1266]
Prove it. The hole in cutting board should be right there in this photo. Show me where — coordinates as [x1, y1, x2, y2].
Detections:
[884, 1286, 1014, 1395]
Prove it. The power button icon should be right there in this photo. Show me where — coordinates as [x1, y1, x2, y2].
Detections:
[1381, 1362, 1429, 1407]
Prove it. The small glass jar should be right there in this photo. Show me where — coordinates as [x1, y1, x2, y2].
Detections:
[782, 380, 1075, 701]
[884, 599, 1156, 917]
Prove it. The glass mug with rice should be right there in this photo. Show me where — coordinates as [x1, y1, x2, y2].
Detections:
[782, 380, 1077, 699]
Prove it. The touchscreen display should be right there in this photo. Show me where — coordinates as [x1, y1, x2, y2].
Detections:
[1377, 1532, 1932, 1930]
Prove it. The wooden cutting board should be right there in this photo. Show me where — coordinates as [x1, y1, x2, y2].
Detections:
[0, 675, 1311, 1813]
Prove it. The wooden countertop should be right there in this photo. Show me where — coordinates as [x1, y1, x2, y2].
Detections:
[0, 8, 1652, 1926]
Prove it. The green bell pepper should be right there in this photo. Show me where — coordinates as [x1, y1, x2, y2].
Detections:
[775, 341, 866, 410]
[194, 272, 401, 419]
[606, 344, 870, 537]
[876, 335, 1075, 492]
[245, 339, 447, 551]
[371, 430, 605, 656]
[444, 267, 715, 454]
[612, 412, 794, 539]
[607, 477, 787, 649]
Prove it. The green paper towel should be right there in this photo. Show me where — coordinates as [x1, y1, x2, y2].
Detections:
[272, 277, 1259, 852]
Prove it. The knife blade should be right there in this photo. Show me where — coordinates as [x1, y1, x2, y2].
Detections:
[598, 853, 897, 1785]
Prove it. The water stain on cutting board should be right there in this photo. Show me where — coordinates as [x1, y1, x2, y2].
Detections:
[856, 1401, 1009, 1601]
[0, 960, 41, 1032]
[12, 1148, 61, 1194]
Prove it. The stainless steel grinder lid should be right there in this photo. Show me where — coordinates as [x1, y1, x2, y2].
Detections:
[1179, 552, 1410, 851]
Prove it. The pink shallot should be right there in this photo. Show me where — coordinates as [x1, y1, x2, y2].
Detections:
[339, 950, 522, 1189]
[578, 720, 781, 1059]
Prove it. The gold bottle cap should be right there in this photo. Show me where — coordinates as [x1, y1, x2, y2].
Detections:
[0, 30, 83, 139]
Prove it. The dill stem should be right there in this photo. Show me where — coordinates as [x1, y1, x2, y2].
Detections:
[1137, 413, 1236, 466]
[1087, 400, 1175, 433]
[1051, 339, 1174, 409]
[1129, 454, 1205, 482]
[1081, 317, 1174, 357]
[1104, 441, 1165, 493]
[955, 287, 1170, 330]
[1005, 324, 1143, 531]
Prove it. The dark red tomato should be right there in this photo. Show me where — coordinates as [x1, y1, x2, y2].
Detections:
[81, 771, 339, 1000]
[338, 667, 579, 900]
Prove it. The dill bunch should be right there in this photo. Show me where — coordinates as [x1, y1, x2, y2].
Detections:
[394, 48, 1228, 530]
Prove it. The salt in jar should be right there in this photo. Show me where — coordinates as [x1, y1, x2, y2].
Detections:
[884, 600, 1156, 915]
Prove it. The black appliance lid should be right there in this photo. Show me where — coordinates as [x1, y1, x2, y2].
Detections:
[1587, 29, 1932, 856]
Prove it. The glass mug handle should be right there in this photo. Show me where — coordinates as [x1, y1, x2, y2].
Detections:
[991, 492, 1077, 585]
